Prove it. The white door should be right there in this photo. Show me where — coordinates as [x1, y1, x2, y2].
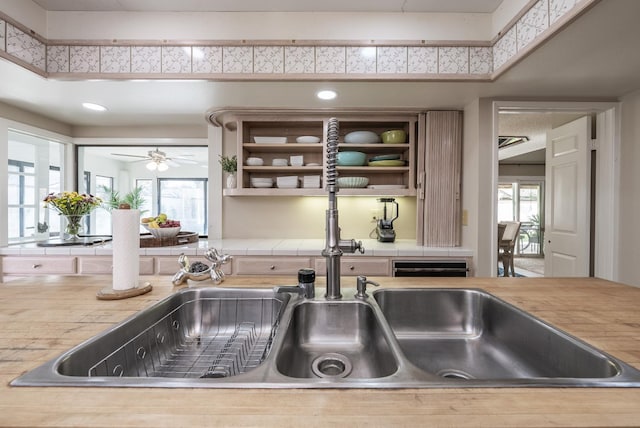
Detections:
[544, 116, 591, 276]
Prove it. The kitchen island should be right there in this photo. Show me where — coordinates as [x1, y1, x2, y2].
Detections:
[1, 275, 639, 427]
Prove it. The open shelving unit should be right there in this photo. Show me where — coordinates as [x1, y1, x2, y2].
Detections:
[224, 113, 418, 196]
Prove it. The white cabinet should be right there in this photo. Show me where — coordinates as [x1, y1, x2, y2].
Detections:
[314, 257, 391, 276]
[77, 256, 155, 275]
[233, 256, 312, 275]
[1, 256, 76, 275]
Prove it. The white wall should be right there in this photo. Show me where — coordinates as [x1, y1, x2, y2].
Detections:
[45, 11, 492, 40]
[618, 89, 640, 286]
[462, 98, 495, 276]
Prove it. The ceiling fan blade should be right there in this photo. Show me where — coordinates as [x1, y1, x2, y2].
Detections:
[111, 153, 148, 159]
[173, 158, 198, 164]
[165, 159, 180, 167]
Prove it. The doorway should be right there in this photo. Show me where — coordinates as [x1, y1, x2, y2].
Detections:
[493, 102, 619, 280]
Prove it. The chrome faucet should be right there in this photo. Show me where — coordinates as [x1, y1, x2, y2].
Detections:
[322, 118, 364, 300]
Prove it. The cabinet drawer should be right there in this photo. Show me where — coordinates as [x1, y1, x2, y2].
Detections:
[2, 256, 76, 275]
[78, 256, 155, 275]
[234, 257, 311, 275]
[155, 256, 232, 276]
[315, 257, 390, 276]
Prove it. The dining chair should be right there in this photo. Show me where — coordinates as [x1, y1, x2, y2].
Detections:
[498, 221, 521, 276]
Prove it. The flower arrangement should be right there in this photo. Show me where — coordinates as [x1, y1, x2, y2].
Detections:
[43, 191, 103, 216]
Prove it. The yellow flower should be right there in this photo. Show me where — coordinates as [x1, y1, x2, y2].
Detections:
[43, 191, 103, 216]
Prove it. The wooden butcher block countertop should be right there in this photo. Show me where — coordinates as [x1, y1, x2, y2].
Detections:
[1, 275, 639, 427]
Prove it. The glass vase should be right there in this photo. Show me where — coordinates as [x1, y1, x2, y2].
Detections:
[64, 215, 85, 241]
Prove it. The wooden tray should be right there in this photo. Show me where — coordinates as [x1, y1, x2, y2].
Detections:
[140, 231, 199, 247]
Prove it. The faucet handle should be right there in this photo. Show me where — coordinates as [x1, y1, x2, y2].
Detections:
[355, 275, 379, 299]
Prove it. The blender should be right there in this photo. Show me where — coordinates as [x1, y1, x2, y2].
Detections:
[376, 198, 399, 242]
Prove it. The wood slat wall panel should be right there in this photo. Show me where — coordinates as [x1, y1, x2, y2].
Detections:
[423, 111, 463, 246]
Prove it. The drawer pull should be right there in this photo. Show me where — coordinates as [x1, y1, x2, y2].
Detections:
[32, 264, 42, 269]
[349, 265, 355, 271]
[270, 265, 276, 270]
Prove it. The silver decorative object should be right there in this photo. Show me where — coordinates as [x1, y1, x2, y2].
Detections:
[171, 248, 232, 286]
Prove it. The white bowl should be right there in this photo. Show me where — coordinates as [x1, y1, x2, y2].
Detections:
[250, 177, 274, 188]
[276, 176, 299, 188]
[143, 225, 181, 239]
[272, 158, 288, 166]
[337, 177, 369, 188]
[246, 157, 264, 166]
[296, 136, 321, 144]
[344, 131, 381, 144]
[290, 155, 304, 166]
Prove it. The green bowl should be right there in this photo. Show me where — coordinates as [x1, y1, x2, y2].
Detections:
[380, 130, 407, 144]
[337, 151, 367, 166]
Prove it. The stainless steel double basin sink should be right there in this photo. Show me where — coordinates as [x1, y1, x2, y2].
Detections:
[12, 286, 640, 388]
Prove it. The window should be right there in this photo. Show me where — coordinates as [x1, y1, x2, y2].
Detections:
[158, 178, 207, 235]
[94, 175, 114, 235]
[498, 181, 544, 256]
[7, 131, 65, 243]
[76, 145, 208, 236]
[136, 179, 153, 216]
[8, 160, 35, 240]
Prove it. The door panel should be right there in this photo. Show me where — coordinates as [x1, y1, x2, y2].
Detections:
[545, 116, 590, 277]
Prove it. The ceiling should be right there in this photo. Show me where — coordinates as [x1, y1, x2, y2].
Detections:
[32, 0, 505, 13]
[1, 0, 639, 129]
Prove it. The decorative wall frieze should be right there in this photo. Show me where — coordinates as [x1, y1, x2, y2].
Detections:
[0, 0, 596, 81]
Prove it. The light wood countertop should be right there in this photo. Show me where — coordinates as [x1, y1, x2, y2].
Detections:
[1, 275, 639, 427]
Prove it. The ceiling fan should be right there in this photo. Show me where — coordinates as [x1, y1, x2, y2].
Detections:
[110, 148, 197, 171]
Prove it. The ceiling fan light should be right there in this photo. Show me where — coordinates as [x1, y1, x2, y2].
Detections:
[157, 162, 169, 172]
[146, 161, 157, 171]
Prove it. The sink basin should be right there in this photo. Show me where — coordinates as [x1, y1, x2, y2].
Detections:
[373, 289, 629, 382]
[275, 301, 398, 379]
[13, 287, 290, 387]
[12, 286, 640, 388]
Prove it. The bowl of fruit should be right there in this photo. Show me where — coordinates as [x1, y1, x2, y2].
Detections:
[141, 213, 181, 239]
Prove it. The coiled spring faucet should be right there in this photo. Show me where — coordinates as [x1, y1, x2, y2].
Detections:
[322, 117, 364, 300]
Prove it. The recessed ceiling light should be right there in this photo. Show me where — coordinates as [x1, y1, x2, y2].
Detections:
[317, 90, 337, 100]
[82, 102, 107, 112]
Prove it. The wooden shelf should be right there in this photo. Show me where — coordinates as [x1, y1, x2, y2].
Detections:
[242, 143, 323, 152]
[243, 166, 323, 173]
[224, 187, 416, 197]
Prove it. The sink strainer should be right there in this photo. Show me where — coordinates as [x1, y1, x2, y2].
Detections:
[436, 369, 474, 380]
[311, 353, 353, 378]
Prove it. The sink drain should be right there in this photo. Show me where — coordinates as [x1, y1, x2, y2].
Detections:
[437, 369, 473, 380]
[311, 353, 353, 378]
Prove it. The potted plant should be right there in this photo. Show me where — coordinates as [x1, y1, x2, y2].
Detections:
[99, 185, 147, 213]
[219, 154, 238, 188]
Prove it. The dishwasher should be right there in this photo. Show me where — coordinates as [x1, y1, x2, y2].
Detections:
[392, 260, 469, 277]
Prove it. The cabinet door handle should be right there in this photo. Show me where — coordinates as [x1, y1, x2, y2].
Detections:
[32, 264, 42, 269]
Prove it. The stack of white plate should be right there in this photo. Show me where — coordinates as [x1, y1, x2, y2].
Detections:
[302, 175, 321, 188]
[272, 158, 288, 166]
[276, 176, 299, 188]
[250, 177, 274, 188]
